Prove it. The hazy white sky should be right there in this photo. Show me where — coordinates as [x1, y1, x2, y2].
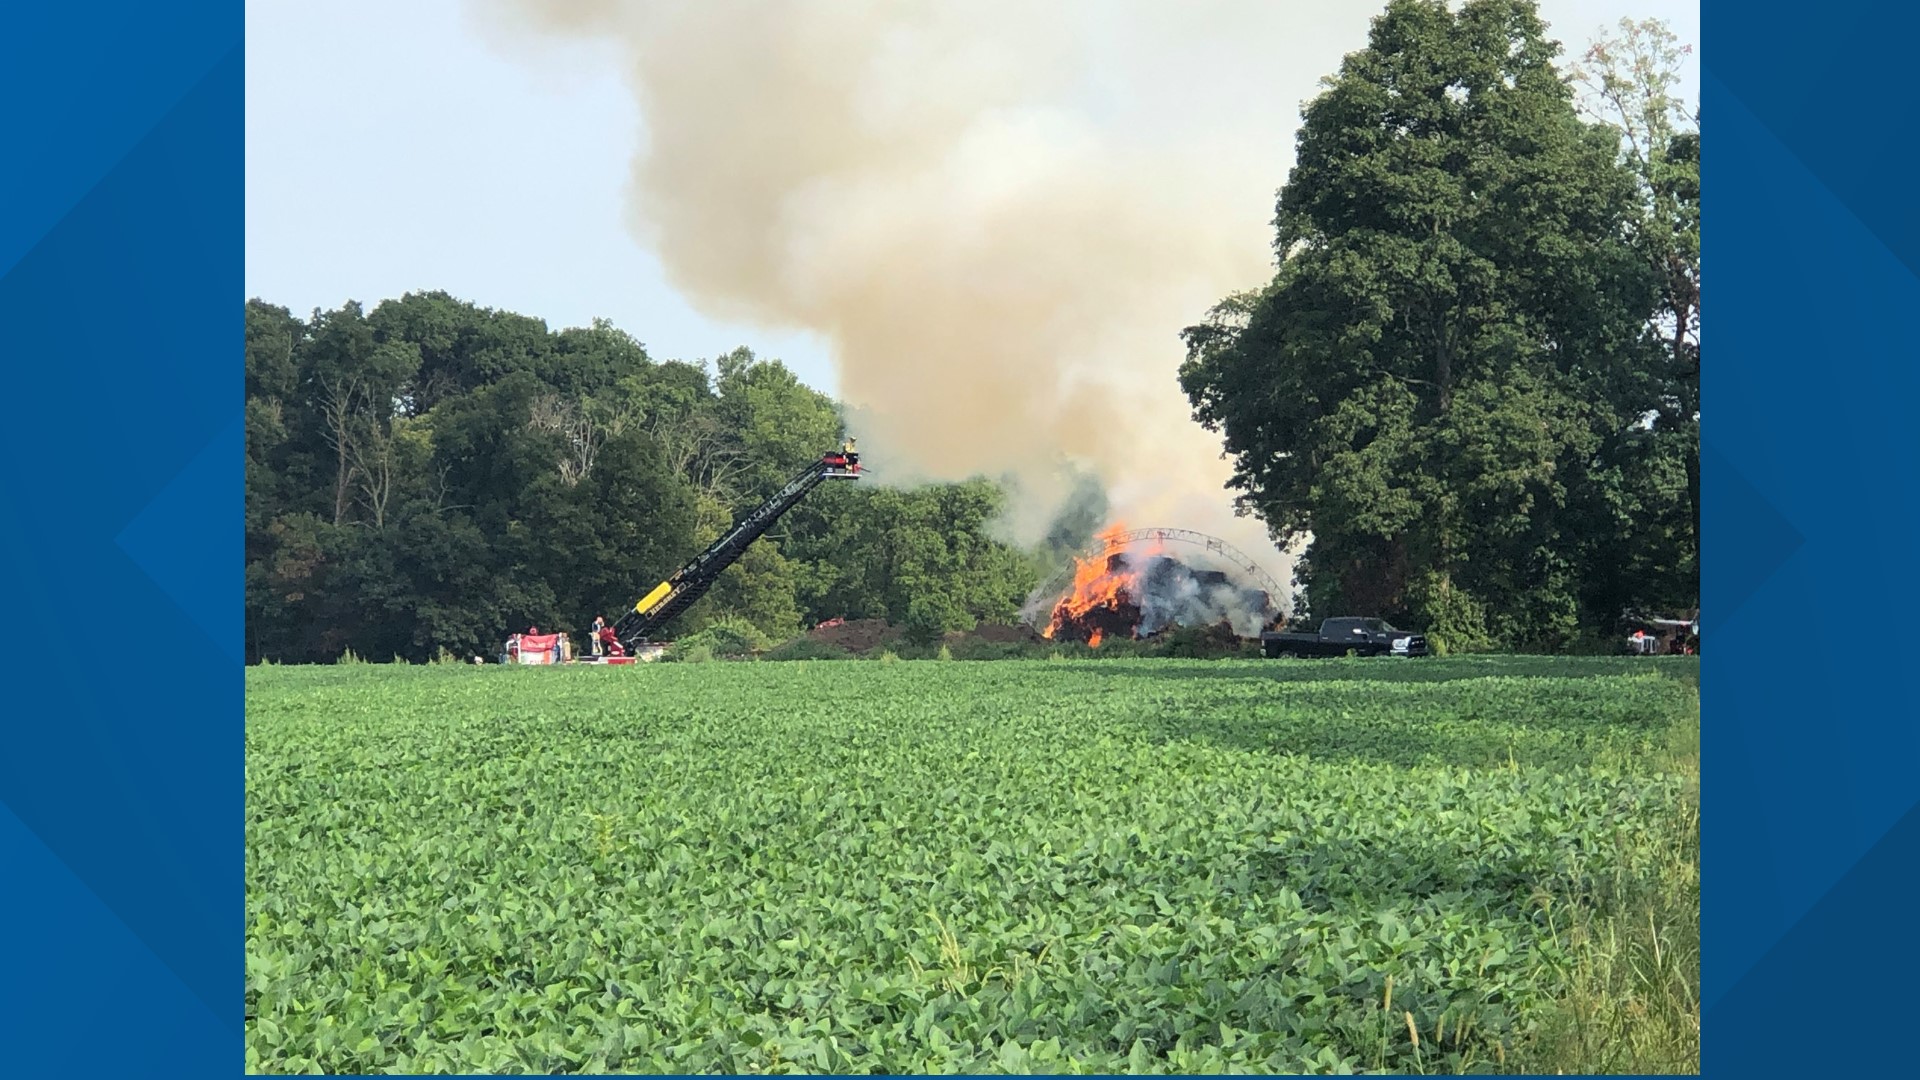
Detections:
[245, 1, 1698, 399]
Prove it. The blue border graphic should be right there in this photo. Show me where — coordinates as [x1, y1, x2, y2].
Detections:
[2, 2, 1914, 1075]
[1702, 1, 1920, 1074]
[0, 5, 239, 1073]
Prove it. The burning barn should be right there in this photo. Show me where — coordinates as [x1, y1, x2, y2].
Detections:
[1033, 526, 1281, 647]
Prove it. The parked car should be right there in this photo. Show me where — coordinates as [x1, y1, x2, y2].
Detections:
[1261, 617, 1431, 658]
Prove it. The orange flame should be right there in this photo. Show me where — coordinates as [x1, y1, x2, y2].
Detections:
[1044, 523, 1153, 647]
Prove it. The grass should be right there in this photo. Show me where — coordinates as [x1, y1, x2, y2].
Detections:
[1510, 691, 1700, 1074]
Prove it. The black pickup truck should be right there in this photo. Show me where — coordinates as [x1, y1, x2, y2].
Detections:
[1261, 617, 1431, 658]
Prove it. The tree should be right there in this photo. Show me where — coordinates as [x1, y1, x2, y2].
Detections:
[904, 594, 966, 646]
[1570, 17, 1700, 593]
[245, 301, 303, 550]
[782, 479, 1033, 631]
[1179, 0, 1662, 650]
[526, 392, 605, 488]
[518, 425, 700, 640]
[685, 534, 806, 642]
[710, 348, 844, 508]
[368, 291, 555, 415]
[542, 317, 652, 399]
[294, 303, 421, 525]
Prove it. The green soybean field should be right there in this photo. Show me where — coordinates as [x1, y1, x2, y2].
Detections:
[245, 657, 1700, 1074]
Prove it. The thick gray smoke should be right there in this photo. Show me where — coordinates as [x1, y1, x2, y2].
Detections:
[473, 1, 1363, 594]
[1136, 556, 1276, 637]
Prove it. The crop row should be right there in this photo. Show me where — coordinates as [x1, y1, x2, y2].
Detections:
[245, 658, 1697, 1073]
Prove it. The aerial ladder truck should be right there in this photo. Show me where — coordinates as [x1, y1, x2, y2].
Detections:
[602, 443, 861, 655]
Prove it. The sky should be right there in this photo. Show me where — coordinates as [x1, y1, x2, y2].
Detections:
[246, 0, 1699, 402]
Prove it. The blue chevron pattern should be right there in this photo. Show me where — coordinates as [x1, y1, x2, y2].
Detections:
[3, 2, 1917, 1073]
[0, 8, 239, 1071]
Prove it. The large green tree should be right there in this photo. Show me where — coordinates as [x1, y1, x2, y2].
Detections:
[1180, 0, 1677, 650]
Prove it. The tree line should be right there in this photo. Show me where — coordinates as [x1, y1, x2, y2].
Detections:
[245, 295, 1053, 663]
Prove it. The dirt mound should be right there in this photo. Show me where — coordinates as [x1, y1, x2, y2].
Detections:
[966, 622, 1043, 645]
[1151, 620, 1250, 657]
[796, 618, 1044, 657]
[806, 618, 900, 654]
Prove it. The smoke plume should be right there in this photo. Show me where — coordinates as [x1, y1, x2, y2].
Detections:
[475, 1, 1362, 592]
[1138, 556, 1276, 637]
